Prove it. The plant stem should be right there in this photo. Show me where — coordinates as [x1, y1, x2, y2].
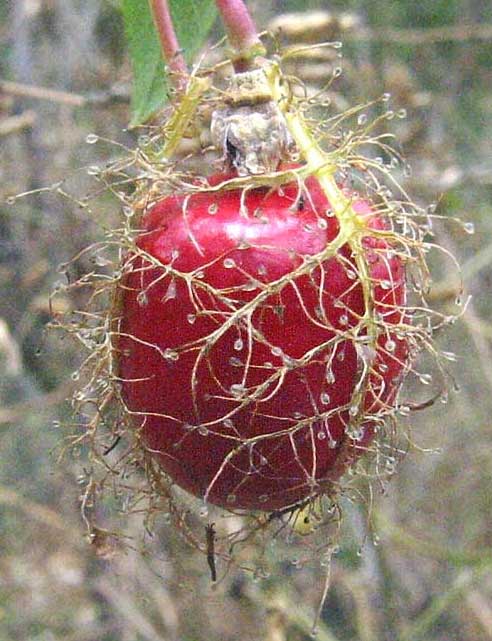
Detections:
[215, 0, 266, 70]
[149, 0, 188, 92]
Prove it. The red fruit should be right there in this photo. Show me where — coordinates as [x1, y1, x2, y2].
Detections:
[117, 173, 408, 511]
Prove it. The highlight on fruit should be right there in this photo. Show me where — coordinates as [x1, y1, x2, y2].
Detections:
[49, 0, 466, 579]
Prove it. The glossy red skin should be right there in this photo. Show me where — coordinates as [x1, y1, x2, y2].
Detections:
[118, 175, 407, 511]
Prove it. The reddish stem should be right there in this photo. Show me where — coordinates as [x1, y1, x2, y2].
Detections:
[149, 0, 188, 92]
[215, 0, 264, 70]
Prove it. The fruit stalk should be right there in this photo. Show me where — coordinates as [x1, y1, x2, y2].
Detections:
[215, 0, 266, 70]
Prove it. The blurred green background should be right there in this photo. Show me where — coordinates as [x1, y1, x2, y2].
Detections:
[1, 1, 491, 640]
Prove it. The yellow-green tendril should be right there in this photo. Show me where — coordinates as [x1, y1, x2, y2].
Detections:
[265, 62, 380, 410]
[265, 62, 367, 236]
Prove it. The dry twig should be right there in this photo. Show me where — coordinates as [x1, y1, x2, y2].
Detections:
[0, 110, 36, 136]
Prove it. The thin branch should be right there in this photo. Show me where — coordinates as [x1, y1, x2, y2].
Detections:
[350, 22, 492, 44]
[0, 110, 36, 136]
[375, 510, 492, 566]
[96, 578, 167, 641]
[0, 79, 129, 107]
[149, 0, 188, 92]
[398, 567, 489, 641]
[465, 591, 492, 640]
[271, 11, 492, 45]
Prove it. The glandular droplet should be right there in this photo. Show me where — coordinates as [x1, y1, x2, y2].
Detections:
[385, 339, 396, 352]
[85, 133, 98, 144]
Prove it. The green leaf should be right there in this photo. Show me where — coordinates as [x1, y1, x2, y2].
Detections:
[121, 0, 217, 127]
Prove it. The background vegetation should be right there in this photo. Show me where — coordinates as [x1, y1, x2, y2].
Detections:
[1, 1, 491, 640]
